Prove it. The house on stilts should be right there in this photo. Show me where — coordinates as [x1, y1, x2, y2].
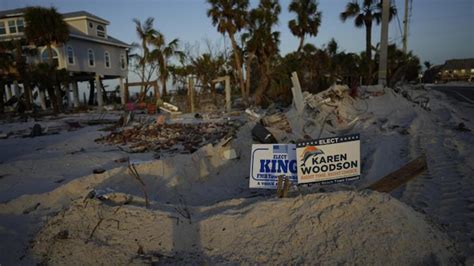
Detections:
[0, 8, 130, 109]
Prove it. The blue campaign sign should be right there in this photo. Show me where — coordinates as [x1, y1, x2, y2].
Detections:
[249, 144, 297, 189]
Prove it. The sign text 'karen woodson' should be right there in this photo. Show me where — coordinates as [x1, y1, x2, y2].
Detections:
[296, 134, 361, 185]
[250, 144, 297, 189]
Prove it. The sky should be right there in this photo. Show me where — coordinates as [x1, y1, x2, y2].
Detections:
[2, 0, 473, 67]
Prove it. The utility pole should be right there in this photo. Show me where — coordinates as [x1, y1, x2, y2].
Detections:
[378, 0, 390, 86]
[403, 0, 409, 54]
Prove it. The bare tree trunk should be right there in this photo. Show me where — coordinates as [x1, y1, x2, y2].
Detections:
[210, 81, 217, 104]
[228, 32, 246, 103]
[47, 44, 60, 113]
[14, 41, 32, 111]
[254, 57, 271, 106]
[244, 52, 255, 99]
[161, 75, 167, 98]
[365, 21, 373, 85]
[297, 36, 305, 53]
[0, 81, 4, 114]
[23, 83, 32, 111]
[46, 86, 56, 110]
[39, 88, 47, 110]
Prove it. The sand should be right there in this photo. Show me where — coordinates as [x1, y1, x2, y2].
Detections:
[1, 84, 472, 264]
[32, 191, 457, 265]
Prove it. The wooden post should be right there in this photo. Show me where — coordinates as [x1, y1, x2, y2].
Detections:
[95, 74, 103, 109]
[13, 80, 20, 97]
[277, 176, 284, 197]
[26, 85, 33, 108]
[290, 72, 304, 115]
[39, 89, 47, 110]
[124, 78, 129, 102]
[0, 84, 5, 103]
[72, 81, 80, 108]
[277, 176, 291, 198]
[5, 84, 12, 100]
[225, 75, 231, 113]
[119, 77, 126, 105]
[188, 77, 195, 113]
[367, 154, 428, 193]
[65, 84, 72, 109]
[282, 177, 290, 198]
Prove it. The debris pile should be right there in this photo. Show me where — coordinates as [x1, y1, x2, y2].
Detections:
[96, 121, 240, 154]
[261, 113, 291, 132]
[286, 84, 365, 139]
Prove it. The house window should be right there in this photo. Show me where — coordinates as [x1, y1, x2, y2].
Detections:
[104, 51, 111, 68]
[89, 22, 93, 28]
[96, 25, 105, 38]
[41, 48, 59, 66]
[120, 53, 126, 70]
[0, 21, 5, 35]
[67, 46, 74, 65]
[8, 20, 16, 34]
[88, 49, 95, 67]
[17, 18, 24, 33]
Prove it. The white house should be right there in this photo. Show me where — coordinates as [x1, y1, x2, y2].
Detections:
[0, 8, 131, 108]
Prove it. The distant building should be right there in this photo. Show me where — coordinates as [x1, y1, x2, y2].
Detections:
[424, 58, 474, 83]
[0, 8, 131, 107]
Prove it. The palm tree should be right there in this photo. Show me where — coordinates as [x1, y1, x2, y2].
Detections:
[149, 33, 184, 98]
[247, 0, 281, 105]
[424, 61, 432, 70]
[326, 38, 340, 84]
[340, 0, 396, 83]
[10, 39, 37, 111]
[0, 42, 14, 113]
[132, 18, 157, 95]
[24, 6, 69, 112]
[288, 0, 322, 53]
[192, 53, 226, 101]
[207, 0, 249, 102]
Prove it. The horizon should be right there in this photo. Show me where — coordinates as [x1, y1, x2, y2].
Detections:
[1, 0, 473, 67]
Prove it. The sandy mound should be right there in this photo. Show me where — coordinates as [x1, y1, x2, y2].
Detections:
[32, 190, 457, 265]
[0, 123, 255, 217]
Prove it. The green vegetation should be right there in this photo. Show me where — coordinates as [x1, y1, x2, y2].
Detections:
[0, 0, 423, 112]
[24, 6, 69, 113]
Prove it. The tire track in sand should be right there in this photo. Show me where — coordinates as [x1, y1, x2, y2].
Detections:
[400, 117, 474, 258]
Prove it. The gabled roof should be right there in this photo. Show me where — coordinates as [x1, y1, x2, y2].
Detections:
[0, 8, 27, 19]
[62, 11, 109, 24]
[70, 30, 130, 48]
[443, 58, 474, 70]
[0, 8, 109, 24]
[0, 8, 128, 48]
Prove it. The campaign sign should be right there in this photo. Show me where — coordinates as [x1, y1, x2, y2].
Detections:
[296, 134, 360, 185]
[250, 144, 297, 189]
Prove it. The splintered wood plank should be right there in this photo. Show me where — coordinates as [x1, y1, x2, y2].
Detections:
[367, 154, 428, 193]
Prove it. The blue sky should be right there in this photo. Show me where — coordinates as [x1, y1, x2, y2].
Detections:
[2, 0, 473, 66]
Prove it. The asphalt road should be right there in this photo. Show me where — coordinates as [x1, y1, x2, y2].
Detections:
[431, 85, 474, 104]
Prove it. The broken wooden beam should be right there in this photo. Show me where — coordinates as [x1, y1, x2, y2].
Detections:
[367, 154, 428, 193]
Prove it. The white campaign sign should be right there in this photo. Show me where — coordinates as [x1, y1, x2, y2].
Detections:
[296, 134, 360, 184]
[249, 144, 297, 189]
